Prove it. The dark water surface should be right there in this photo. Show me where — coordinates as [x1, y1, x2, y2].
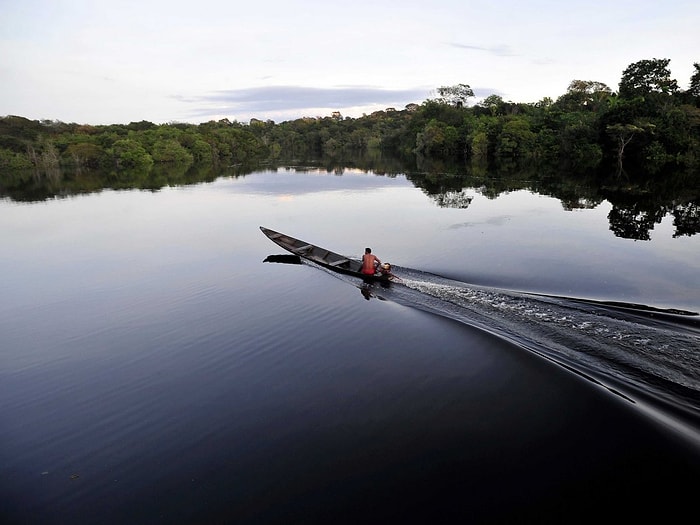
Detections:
[1, 168, 699, 523]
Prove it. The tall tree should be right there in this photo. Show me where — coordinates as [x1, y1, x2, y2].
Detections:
[618, 58, 679, 99]
[605, 122, 654, 177]
[434, 84, 474, 107]
[687, 62, 700, 104]
[556, 80, 612, 112]
[478, 95, 505, 116]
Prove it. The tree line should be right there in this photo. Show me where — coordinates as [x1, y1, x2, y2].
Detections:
[1, 58, 699, 182]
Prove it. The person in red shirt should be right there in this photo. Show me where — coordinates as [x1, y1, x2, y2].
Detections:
[361, 247, 381, 275]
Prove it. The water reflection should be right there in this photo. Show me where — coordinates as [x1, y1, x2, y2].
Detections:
[359, 283, 392, 301]
[674, 202, 700, 238]
[601, 186, 699, 240]
[1, 158, 697, 239]
[263, 254, 302, 265]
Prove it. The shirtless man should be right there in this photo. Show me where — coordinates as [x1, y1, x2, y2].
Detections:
[361, 247, 381, 275]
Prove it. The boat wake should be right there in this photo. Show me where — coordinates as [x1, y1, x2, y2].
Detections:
[315, 262, 700, 442]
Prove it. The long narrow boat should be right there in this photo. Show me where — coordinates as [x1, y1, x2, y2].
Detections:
[260, 226, 395, 282]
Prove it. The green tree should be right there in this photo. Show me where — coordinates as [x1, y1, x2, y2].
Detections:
[687, 62, 700, 105]
[605, 122, 654, 177]
[64, 142, 108, 168]
[470, 131, 489, 164]
[111, 139, 154, 169]
[415, 119, 459, 157]
[434, 84, 475, 107]
[556, 80, 612, 112]
[415, 119, 446, 156]
[151, 138, 194, 164]
[496, 118, 535, 160]
[618, 58, 679, 99]
[477, 95, 505, 116]
[0, 147, 32, 169]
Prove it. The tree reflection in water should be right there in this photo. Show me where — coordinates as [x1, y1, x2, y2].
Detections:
[1, 158, 697, 240]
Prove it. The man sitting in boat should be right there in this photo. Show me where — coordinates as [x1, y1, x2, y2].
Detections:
[361, 247, 382, 275]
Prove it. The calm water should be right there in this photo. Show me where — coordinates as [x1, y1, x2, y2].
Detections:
[1, 167, 699, 523]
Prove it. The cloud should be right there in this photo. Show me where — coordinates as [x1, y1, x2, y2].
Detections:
[449, 42, 517, 57]
[174, 84, 505, 122]
[182, 85, 430, 114]
[472, 88, 505, 99]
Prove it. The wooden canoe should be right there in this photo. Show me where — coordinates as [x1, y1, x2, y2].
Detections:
[260, 226, 394, 282]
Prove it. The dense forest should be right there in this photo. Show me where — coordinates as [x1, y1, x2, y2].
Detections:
[1, 58, 698, 180]
[2, 58, 698, 240]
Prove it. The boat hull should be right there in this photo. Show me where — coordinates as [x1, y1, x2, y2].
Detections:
[260, 226, 394, 282]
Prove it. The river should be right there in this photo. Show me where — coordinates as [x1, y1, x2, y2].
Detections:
[1, 165, 699, 523]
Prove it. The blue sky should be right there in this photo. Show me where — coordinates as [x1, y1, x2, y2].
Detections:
[1, 0, 698, 125]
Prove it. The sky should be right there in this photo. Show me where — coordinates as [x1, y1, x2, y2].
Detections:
[1, 0, 698, 125]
